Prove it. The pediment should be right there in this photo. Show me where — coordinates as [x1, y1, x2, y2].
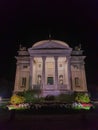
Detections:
[32, 40, 69, 50]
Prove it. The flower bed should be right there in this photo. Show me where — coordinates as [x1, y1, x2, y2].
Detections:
[72, 102, 94, 110]
[7, 103, 30, 110]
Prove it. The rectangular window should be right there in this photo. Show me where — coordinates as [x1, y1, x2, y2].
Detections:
[75, 77, 80, 87]
[23, 66, 28, 68]
[47, 77, 54, 85]
[22, 77, 26, 87]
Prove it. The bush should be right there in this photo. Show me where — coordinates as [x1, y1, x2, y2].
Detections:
[10, 94, 25, 105]
[16, 90, 42, 103]
[45, 95, 55, 101]
[18, 90, 36, 103]
[75, 92, 90, 103]
[56, 93, 75, 103]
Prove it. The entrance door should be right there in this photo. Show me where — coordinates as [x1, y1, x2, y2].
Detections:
[47, 77, 54, 85]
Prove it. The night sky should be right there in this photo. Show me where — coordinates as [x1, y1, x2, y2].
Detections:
[0, 0, 98, 87]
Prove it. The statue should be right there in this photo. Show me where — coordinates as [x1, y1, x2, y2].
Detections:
[19, 44, 26, 51]
[75, 44, 81, 50]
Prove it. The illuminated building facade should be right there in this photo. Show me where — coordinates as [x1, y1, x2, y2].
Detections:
[14, 40, 87, 96]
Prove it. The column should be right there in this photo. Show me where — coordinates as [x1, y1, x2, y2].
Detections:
[30, 57, 34, 89]
[42, 57, 46, 89]
[67, 56, 72, 90]
[54, 56, 58, 89]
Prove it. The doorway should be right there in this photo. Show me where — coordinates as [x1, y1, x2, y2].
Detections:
[47, 77, 54, 85]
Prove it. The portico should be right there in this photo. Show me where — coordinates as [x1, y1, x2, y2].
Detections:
[28, 40, 72, 96]
[30, 56, 70, 92]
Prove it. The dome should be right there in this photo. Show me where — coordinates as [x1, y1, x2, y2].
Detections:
[32, 40, 69, 49]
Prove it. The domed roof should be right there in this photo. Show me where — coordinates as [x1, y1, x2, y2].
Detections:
[32, 40, 69, 49]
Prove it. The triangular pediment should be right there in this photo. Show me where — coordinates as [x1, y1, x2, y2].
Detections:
[32, 40, 69, 49]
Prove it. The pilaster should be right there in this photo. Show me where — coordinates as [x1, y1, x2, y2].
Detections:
[54, 56, 58, 89]
[14, 65, 20, 92]
[42, 57, 46, 89]
[30, 57, 34, 89]
[81, 64, 87, 91]
[67, 56, 71, 90]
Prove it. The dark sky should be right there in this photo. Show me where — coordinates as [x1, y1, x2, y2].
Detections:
[0, 0, 98, 86]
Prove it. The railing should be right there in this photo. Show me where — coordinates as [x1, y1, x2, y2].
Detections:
[32, 84, 68, 90]
[0, 98, 10, 107]
[58, 84, 68, 90]
[33, 84, 42, 90]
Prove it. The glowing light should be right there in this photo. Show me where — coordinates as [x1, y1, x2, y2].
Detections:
[0, 97, 2, 101]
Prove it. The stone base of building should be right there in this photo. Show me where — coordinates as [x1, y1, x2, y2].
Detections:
[41, 90, 74, 97]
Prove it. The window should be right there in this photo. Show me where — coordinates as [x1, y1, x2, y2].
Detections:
[47, 77, 54, 85]
[22, 77, 26, 87]
[75, 77, 80, 87]
[23, 65, 28, 68]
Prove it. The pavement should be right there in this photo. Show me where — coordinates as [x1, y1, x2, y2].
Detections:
[0, 110, 98, 130]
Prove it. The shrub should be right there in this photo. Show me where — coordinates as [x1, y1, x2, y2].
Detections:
[10, 94, 25, 105]
[19, 90, 36, 103]
[45, 95, 55, 101]
[16, 90, 42, 103]
[75, 92, 90, 103]
[56, 93, 75, 103]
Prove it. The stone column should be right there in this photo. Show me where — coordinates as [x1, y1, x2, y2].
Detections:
[54, 56, 58, 89]
[67, 56, 71, 90]
[30, 57, 34, 89]
[42, 57, 46, 89]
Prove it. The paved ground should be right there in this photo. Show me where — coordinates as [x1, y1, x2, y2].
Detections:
[0, 110, 98, 130]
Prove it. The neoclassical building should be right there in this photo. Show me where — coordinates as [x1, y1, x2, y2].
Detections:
[14, 40, 87, 96]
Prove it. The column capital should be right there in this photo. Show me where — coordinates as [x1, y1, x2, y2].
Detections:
[54, 56, 58, 60]
[30, 56, 34, 60]
[42, 56, 46, 61]
[66, 56, 71, 59]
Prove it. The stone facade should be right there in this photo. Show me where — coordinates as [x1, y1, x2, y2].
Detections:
[14, 40, 87, 96]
